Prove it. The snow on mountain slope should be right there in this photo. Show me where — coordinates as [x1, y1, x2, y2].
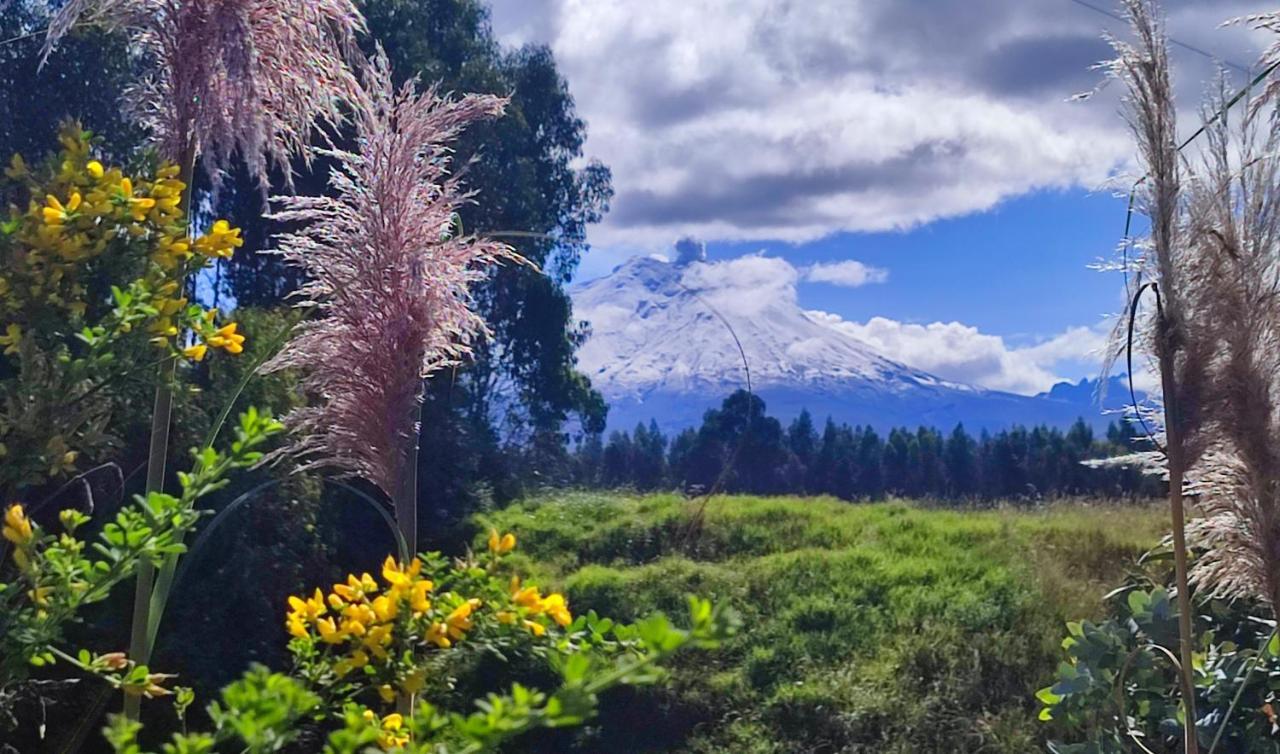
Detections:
[571, 255, 1125, 433]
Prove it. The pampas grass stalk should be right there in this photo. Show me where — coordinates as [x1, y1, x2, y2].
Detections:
[263, 52, 516, 556]
[1104, 3, 1208, 748]
[43, 0, 364, 719]
[1105, 3, 1280, 749]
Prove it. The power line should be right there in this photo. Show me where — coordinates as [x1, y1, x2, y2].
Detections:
[1066, 0, 1253, 75]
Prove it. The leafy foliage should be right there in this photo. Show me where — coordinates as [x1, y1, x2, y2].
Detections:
[1040, 581, 1280, 753]
[0, 408, 282, 729]
[0, 125, 248, 495]
[103, 531, 737, 752]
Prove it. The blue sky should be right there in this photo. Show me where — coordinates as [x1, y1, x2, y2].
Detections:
[626, 188, 1129, 340]
[489, 0, 1271, 394]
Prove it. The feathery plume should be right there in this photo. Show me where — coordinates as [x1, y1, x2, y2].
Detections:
[1099, 4, 1210, 745]
[1102, 1, 1280, 617]
[263, 54, 514, 497]
[1224, 12, 1280, 110]
[1176, 78, 1280, 611]
[42, 0, 364, 186]
[1100, 0, 1211, 471]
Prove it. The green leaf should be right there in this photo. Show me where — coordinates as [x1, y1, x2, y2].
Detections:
[1036, 686, 1063, 705]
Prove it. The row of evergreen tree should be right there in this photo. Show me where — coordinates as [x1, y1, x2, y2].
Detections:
[569, 391, 1161, 501]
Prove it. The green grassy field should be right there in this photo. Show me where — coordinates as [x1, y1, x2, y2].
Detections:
[478, 493, 1168, 753]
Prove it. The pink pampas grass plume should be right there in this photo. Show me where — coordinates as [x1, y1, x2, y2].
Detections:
[262, 53, 517, 496]
[43, 0, 364, 186]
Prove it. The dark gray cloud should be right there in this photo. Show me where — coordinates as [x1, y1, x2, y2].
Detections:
[488, 0, 1273, 246]
[614, 141, 969, 230]
[975, 35, 1116, 97]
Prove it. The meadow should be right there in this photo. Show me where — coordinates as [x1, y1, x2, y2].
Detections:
[476, 493, 1168, 753]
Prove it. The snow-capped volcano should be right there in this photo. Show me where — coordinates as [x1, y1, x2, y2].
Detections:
[575, 255, 967, 397]
[571, 255, 1128, 433]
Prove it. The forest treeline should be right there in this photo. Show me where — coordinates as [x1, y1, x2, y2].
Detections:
[568, 390, 1160, 501]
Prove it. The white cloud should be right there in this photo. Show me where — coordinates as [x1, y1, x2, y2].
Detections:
[490, 0, 1270, 247]
[808, 311, 1109, 395]
[679, 253, 798, 317]
[805, 260, 889, 288]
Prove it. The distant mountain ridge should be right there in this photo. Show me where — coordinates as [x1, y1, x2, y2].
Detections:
[571, 255, 1139, 434]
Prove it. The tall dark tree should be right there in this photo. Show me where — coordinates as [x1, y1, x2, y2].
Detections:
[572, 432, 604, 487]
[945, 424, 978, 498]
[853, 427, 884, 500]
[786, 410, 817, 493]
[601, 430, 633, 489]
[916, 426, 946, 498]
[631, 420, 668, 491]
[0, 3, 141, 161]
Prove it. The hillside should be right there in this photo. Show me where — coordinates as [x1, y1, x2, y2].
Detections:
[571, 256, 1139, 434]
[477, 493, 1167, 753]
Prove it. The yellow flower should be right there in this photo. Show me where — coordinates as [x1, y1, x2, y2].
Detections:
[86, 161, 104, 179]
[42, 193, 82, 225]
[445, 598, 481, 640]
[0, 323, 22, 355]
[27, 586, 52, 606]
[364, 623, 393, 656]
[3, 504, 33, 546]
[425, 622, 451, 649]
[182, 343, 208, 362]
[381, 556, 421, 590]
[287, 588, 327, 621]
[341, 602, 376, 637]
[117, 178, 156, 221]
[316, 617, 343, 644]
[333, 649, 369, 677]
[496, 610, 516, 625]
[193, 219, 244, 259]
[378, 684, 396, 703]
[371, 594, 399, 623]
[541, 593, 573, 627]
[376, 712, 409, 750]
[207, 321, 245, 354]
[286, 614, 308, 639]
[332, 570, 376, 599]
[523, 619, 546, 637]
[487, 528, 516, 555]
[409, 580, 432, 614]
[513, 586, 542, 611]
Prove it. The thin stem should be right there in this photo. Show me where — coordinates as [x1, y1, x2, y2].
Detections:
[123, 141, 197, 720]
[1155, 287, 1199, 754]
[394, 399, 423, 558]
[392, 398, 423, 714]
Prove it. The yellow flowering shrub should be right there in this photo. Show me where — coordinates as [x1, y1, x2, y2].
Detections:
[103, 529, 738, 753]
[0, 409, 281, 716]
[0, 123, 248, 491]
[287, 530, 579, 704]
